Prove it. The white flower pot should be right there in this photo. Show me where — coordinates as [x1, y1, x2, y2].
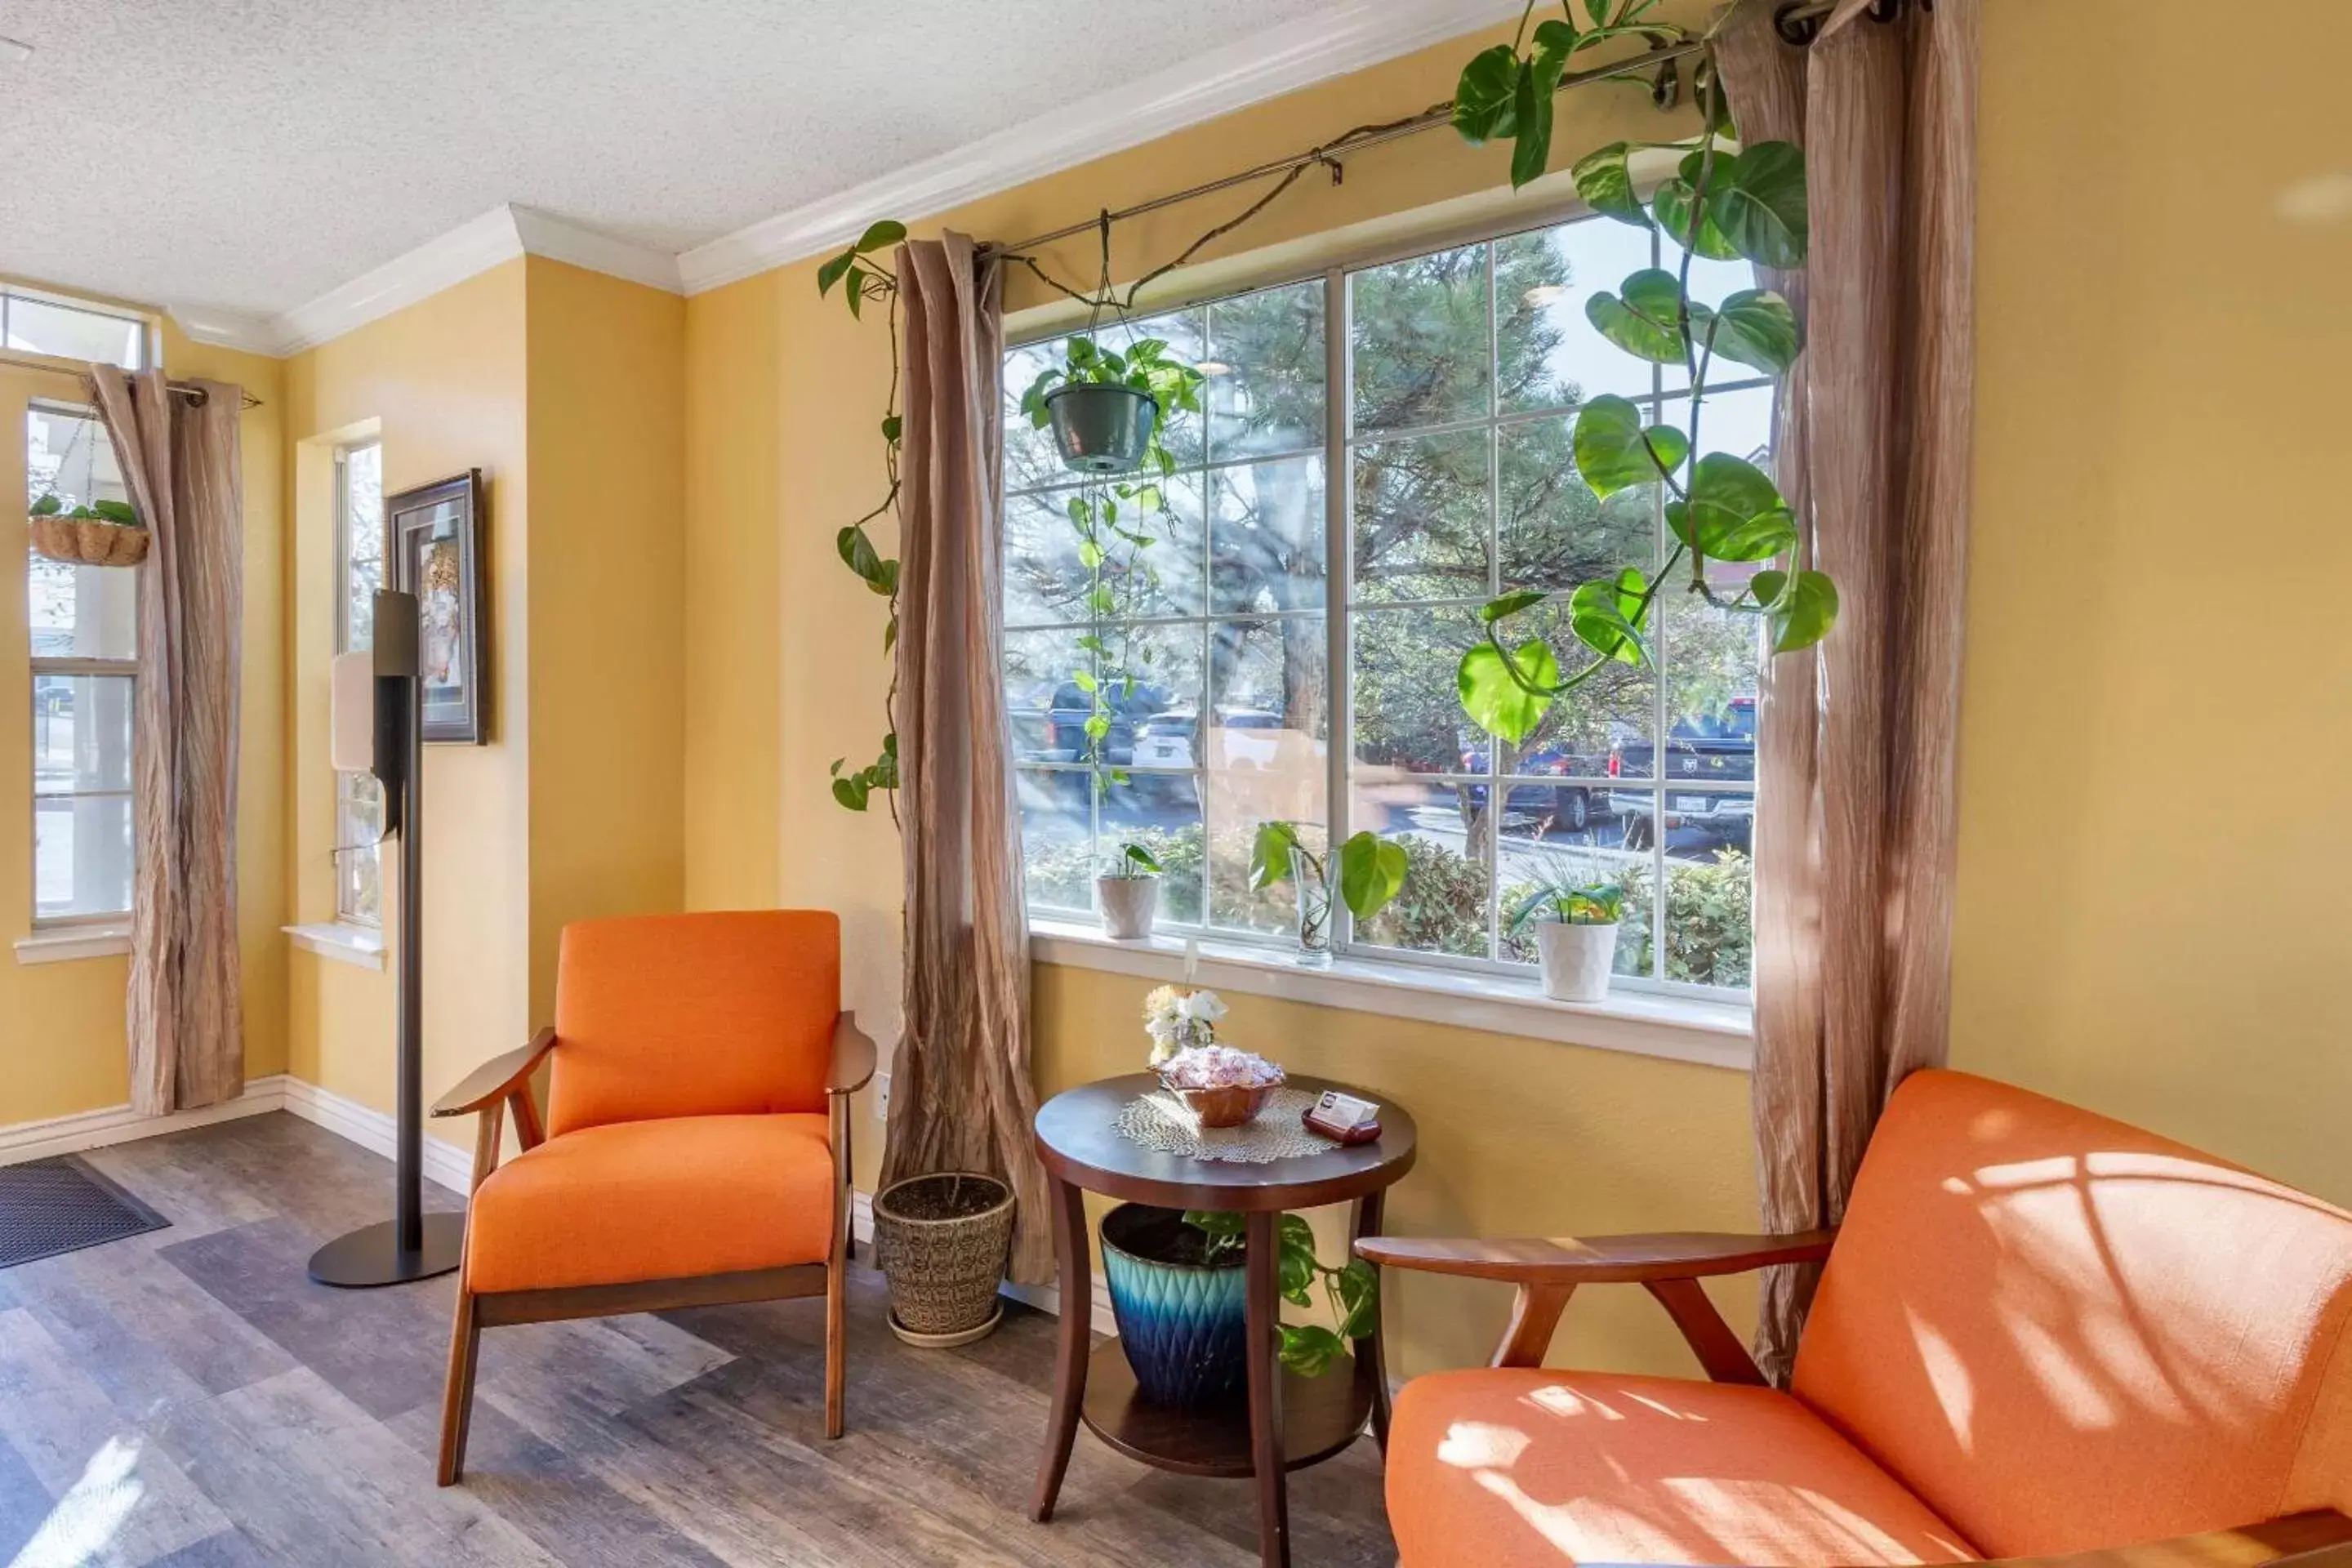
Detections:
[1095, 875, 1160, 941]
[1536, 921, 1619, 1003]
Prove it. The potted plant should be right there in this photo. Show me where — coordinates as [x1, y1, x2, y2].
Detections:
[1096, 841, 1162, 940]
[1019, 335, 1204, 475]
[871, 1170, 1017, 1348]
[1248, 822, 1409, 966]
[1097, 1202, 1377, 1409]
[1512, 880, 1628, 1003]
[28, 493, 145, 567]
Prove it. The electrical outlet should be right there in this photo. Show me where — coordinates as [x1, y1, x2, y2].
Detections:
[872, 1071, 889, 1121]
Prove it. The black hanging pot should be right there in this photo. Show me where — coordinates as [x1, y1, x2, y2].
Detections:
[1045, 382, 1159, 475]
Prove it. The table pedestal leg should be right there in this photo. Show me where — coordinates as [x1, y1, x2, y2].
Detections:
[1245, 1210, 1290, 1568]
[1351, 1188, 1392, 1452]
[1031, 1176, 1090, 1522]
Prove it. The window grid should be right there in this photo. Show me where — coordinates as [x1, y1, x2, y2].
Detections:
[332, 441, 385, 927]
[26, 401, 137, 927]
[1006, 211, 1763, 996]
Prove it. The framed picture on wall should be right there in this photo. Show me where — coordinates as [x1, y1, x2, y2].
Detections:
[385, 470, 488, 744]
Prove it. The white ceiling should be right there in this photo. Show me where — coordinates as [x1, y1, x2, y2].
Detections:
[0, 0, 1453, 324]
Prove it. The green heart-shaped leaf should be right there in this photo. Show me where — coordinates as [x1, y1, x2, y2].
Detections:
[1654, 150, 1741, 261]
[1249, 821, 1303, 889]
[1705, 289, 1802, 374]
[1575, 394, 1691, 497]
[1458, 639, 1559, 745]
[1510, 40, 1570, 189]
[1453, 45, 1521, 144]
[1586, 268, 1690, 364]
[1708, 141, 1808, 270]
[1672, 453, 1793, 561]
[853, 220, 907, 254]
[1767, 568, 1838, 651]
[1339, 831, 1410, 922]
[1570, 141, 1653, 229]
[1568, 571, 1649, 665]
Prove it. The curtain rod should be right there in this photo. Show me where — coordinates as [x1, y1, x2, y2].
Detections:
[986, 0, 1854, 261]
[0, 348, 264, 408]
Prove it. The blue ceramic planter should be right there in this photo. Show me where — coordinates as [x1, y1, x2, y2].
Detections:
[1099, 1203, 1247, 1409]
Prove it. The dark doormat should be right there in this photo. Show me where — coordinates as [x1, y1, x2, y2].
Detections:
[0, 1156, 169, 1268]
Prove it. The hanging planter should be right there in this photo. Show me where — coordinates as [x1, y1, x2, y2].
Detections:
[28, 498, 147, 568]
[1045, 382, 1158, 475]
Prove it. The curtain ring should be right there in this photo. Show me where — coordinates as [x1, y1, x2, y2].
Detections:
[1772, 2, 1821, 46]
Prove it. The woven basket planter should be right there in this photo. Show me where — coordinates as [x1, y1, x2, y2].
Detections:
[873, 1171, 1014, 1345]
[29, 515, 148, 568]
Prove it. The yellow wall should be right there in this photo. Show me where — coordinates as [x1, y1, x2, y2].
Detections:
[280, 255, 688, 1150]
[520, 256, 688, 1024]
[283, 261, 534, 1145]
[0, 323, 287, 1125]
[1947, 0, 2352, 1205]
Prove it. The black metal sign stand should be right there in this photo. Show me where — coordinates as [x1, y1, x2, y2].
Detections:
[308, 589, 466, 1288]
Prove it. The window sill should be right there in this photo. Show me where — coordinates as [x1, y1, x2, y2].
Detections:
[1028, 920, 1753, 1071]
[14, 924, 131, 965]
[283, 922, 385, 970]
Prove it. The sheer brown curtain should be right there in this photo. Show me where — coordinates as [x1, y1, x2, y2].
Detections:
[881, 233, 1053, 1284]
[90, 368, 246, 1115]
[1715, 0, 1979, 1382]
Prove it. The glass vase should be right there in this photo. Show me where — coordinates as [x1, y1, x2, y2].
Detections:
[1289, 845, 1334, 968]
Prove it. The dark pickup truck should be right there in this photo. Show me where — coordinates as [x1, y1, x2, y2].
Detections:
[1611, 697, 1756, 849]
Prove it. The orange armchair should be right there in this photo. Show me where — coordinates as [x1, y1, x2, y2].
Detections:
[430, 910, 875, 1486]
[1364, 1071, 2352, 1568]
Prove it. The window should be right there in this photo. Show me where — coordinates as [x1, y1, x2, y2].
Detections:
[1002, 212, 1775, 995]
[27, 403, 137, 924]
[2, 287, 149, 371]
[333, 441, 385, 925]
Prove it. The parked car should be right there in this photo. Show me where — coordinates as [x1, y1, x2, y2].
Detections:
[1131, 709, 1287, 772]
[1008, 678, 1174, 768]
[1456, 740, 1618, 833]
[1610, 696, 1756, 851]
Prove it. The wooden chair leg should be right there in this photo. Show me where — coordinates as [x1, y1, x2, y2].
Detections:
[438, 1285, 482, 1486]
[825, 1090, 849, 1440]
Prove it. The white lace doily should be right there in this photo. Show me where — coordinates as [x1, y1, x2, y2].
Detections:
[1112, 1086, 1330, 1164]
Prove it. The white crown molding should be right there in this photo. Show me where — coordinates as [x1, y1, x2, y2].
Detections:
[181, 203, 682, 359]
[675, 0, 1524, 296]
[508, 206, 684, 296]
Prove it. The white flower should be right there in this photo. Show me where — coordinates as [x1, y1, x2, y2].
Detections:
[1174, 990, 1227, 1025]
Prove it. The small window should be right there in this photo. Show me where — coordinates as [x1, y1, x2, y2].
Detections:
[334, 442, 385, 926]
[2, 289, 149, 372]
[27, 403, 137, 923]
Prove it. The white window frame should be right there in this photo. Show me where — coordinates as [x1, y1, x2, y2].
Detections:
[332, 440, 385, 928]
[27, 399, 138, 929]
[0, 284, 154, 372]
[1003, 204, 1773, 1002]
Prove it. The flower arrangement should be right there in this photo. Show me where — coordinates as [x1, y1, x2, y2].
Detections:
[1143, 985, 1226, 1068]
[1156, 1043, 1281, 1093]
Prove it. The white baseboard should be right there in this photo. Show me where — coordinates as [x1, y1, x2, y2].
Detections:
[0, 1075, 291, 1166]
[852, 1188, 1118, 1336]
[279, 1078, 473, 1196]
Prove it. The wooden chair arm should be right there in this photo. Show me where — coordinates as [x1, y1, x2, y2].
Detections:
[431, 1028, 556, 1119]
[1353, 1229, 1837, 1285]
[1976, 1510, 2351, 1567]
[828, 1012, 876, 1096]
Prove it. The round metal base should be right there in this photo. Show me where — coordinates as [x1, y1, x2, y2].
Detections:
[306, 1212, 466, 1289]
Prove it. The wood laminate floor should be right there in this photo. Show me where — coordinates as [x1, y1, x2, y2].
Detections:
[0, 1113, 1395, 1567]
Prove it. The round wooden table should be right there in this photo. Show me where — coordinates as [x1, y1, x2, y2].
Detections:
[1028, 1074, 1418, 1568]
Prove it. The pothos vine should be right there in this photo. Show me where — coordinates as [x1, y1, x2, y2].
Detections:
[815, 0, 1838, 815]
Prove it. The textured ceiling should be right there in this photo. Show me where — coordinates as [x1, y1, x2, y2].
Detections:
[0, 0, 1343, 318]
